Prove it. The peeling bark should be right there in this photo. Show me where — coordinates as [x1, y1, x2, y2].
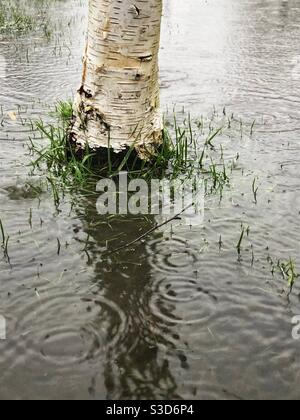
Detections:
[71, 0, 163, 160]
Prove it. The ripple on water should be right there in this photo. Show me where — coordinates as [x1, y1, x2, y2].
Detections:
[147, 236, 199, 274]
[149, 274, 218, 327]
[146, 236, 218, 327]
[0, 284, 127, 384]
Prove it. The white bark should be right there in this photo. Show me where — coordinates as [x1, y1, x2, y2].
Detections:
[71, 0, 163, 158]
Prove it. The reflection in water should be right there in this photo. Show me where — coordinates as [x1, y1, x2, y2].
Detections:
[74, 194, 181, 399]
[0, 0, 300, 400]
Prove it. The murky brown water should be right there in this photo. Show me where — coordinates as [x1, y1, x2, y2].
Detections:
[0, 0, 300, 400]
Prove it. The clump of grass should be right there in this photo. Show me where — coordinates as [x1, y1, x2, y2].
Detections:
[0, 4, 34, 34]
[28, 101, 96, 188]
[28, 101, 241, 206]
[0, 1, 51, 36]
[268, 256, 299, 296]
[50, 101, 74, 124]
[278, 259, 299, 296]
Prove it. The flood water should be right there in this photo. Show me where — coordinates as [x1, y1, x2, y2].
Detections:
[1, 0, 300, 400]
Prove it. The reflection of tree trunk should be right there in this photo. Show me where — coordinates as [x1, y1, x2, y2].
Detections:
[78, 193, 180, 399]
[71, 0, 163, 159]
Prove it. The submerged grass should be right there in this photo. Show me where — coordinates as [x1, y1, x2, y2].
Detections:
[236, 225, 246, 259]
[278, 258, 299, 296]
[0, 4, 34, 33]
[0, 219, 10, 262]
[29, 100, 96, 188]
[11, 103, 300, 297]
[268, 256, 299, 297]
[284, 259, 299, 296]
[28, 101, 240, 202]
[0, 0, 51, 36]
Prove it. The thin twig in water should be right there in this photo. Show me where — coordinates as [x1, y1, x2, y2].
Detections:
[106, 203, 194, 256]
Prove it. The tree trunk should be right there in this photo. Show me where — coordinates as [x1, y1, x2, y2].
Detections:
[71, 0, 163, 160]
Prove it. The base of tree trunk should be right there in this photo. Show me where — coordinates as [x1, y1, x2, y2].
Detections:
[70, 0, 164, 170]
[68, 106, 163, 163]
[68, 125, 162, 171]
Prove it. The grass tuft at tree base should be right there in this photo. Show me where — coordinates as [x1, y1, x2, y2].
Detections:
[28, 101, 241, 197]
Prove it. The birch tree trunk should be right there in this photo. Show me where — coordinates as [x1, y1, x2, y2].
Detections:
[71, 0, 163, 160]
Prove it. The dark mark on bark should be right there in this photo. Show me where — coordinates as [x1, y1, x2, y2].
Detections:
[129, 5, 140, 16]
[134, 5, 140, 16]
[139, 54, 153, 62]
[96, 112, 111, 132]
[78, 85, 93, 99]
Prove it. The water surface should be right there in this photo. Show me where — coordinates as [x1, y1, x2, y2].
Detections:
[0, 0, 300, 400]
